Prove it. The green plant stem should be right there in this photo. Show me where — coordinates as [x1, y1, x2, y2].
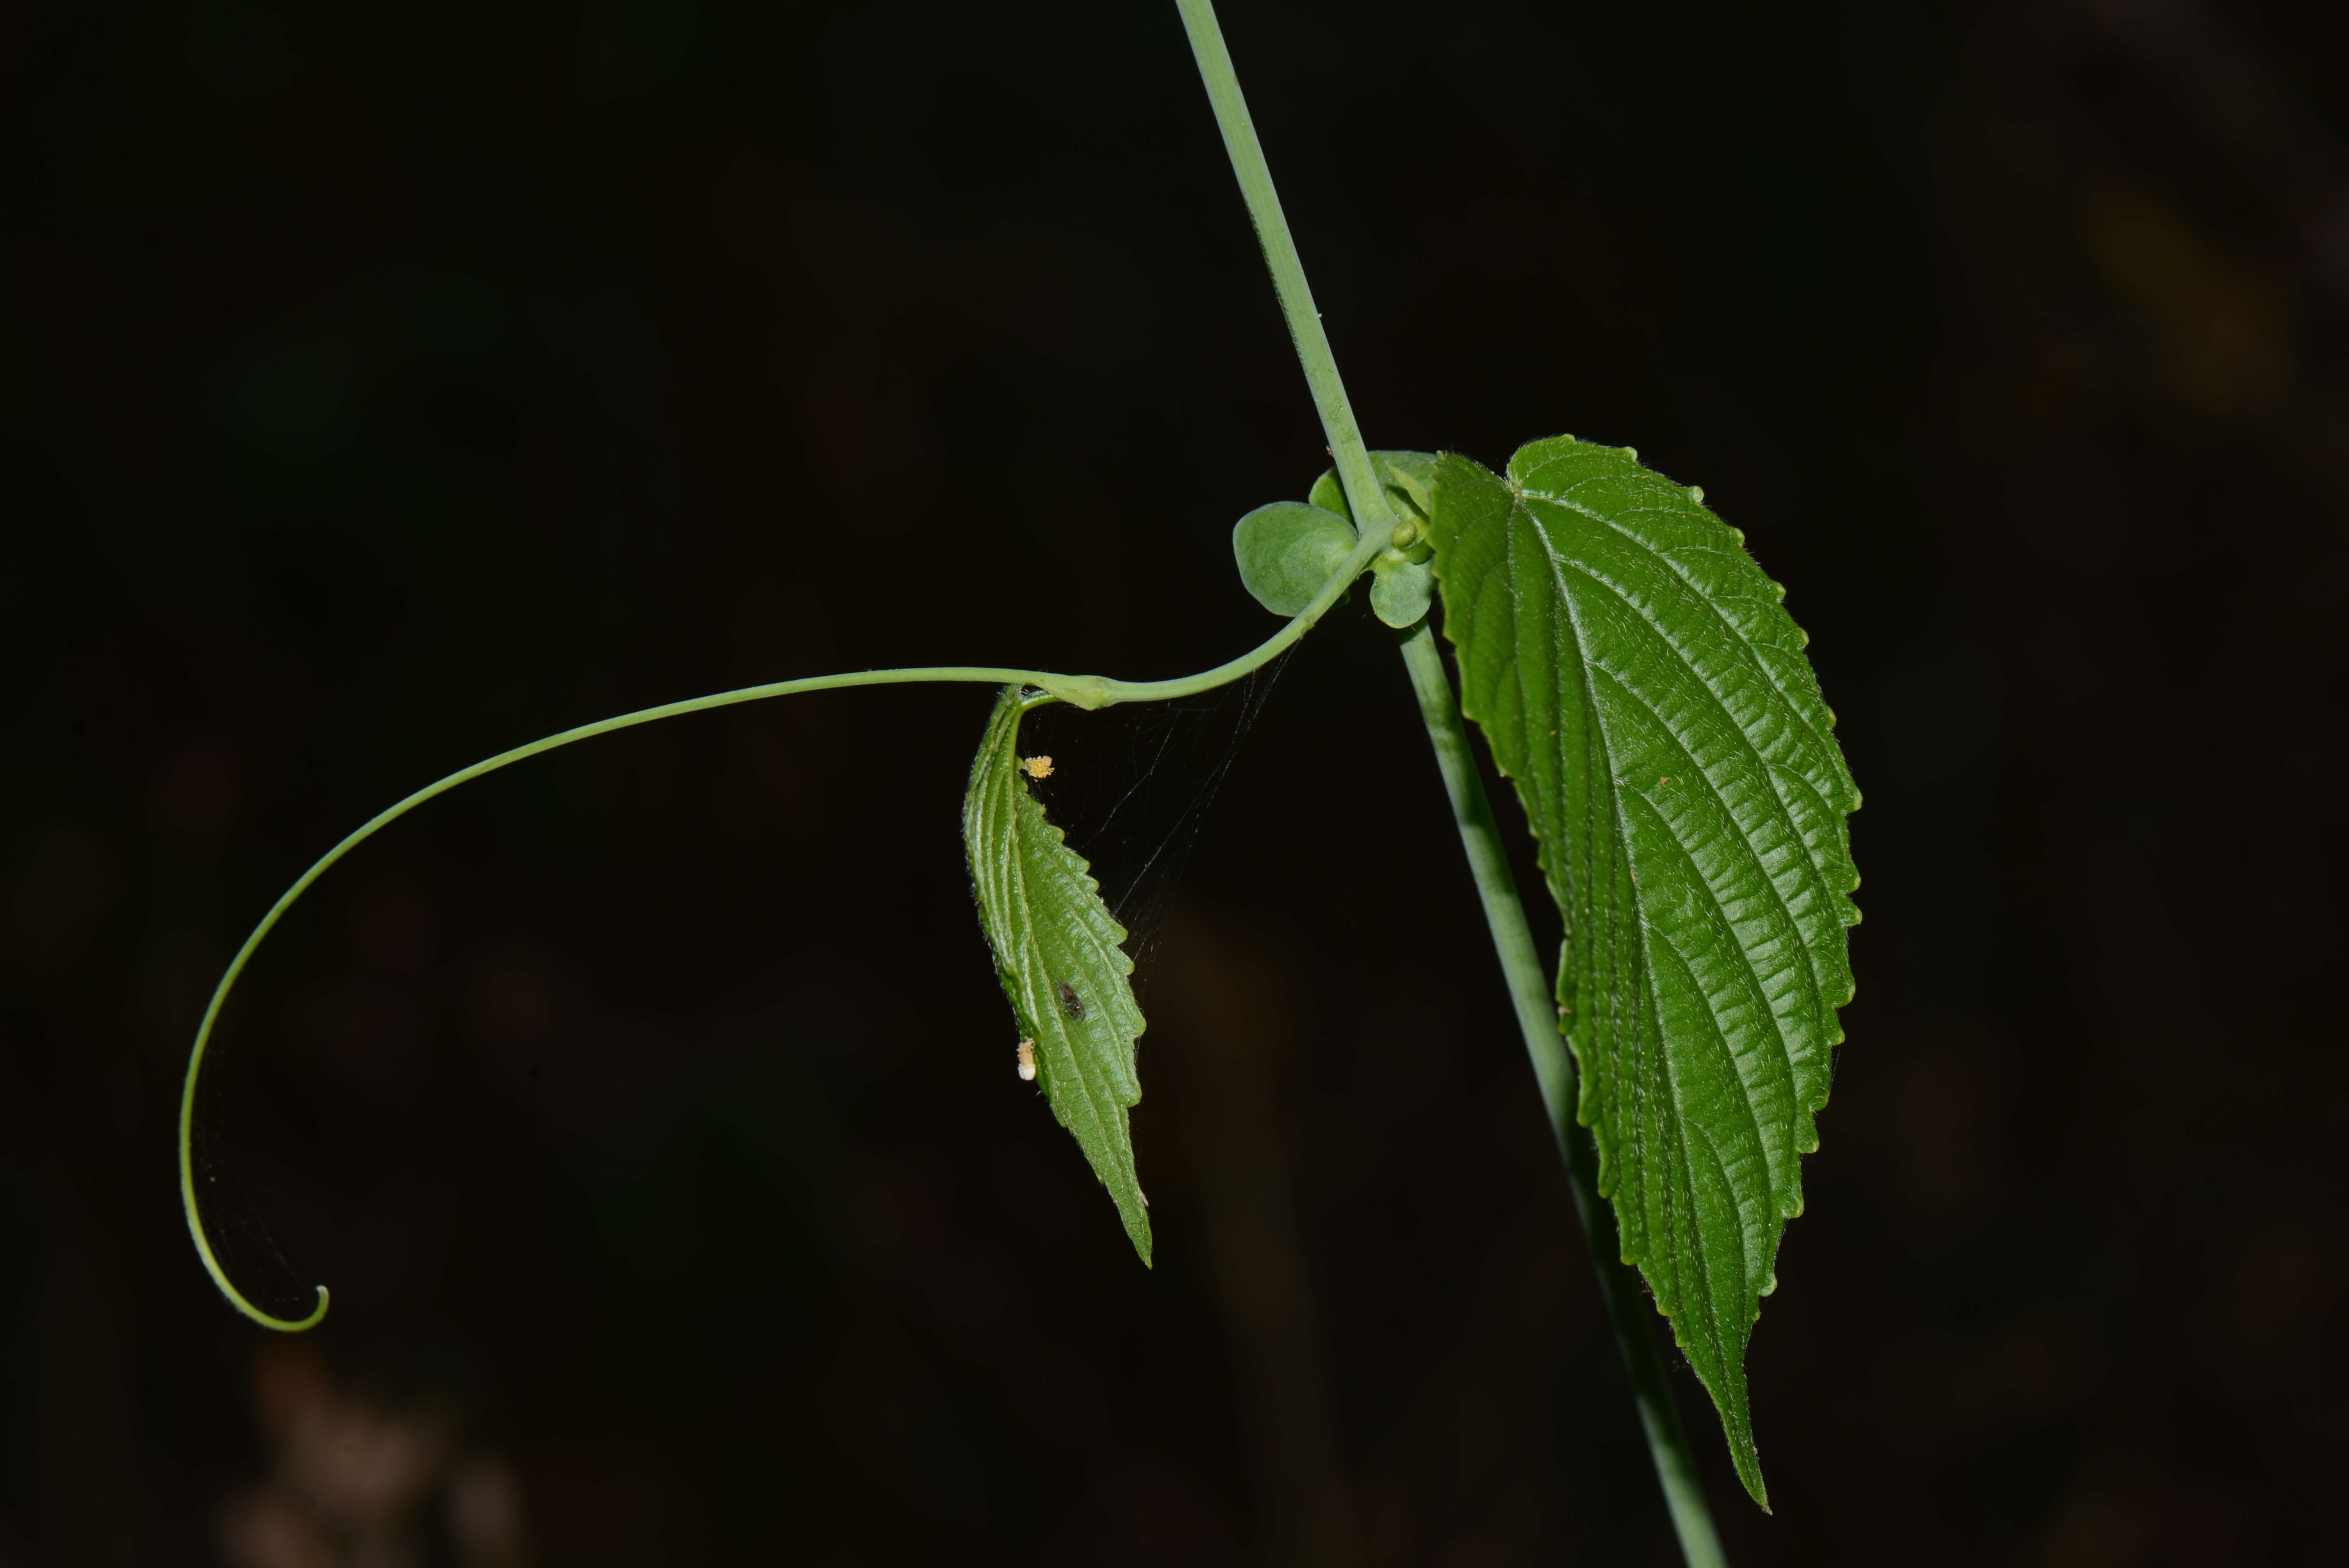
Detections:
[1169, 0, 1730, 1550]
[1171, 0, 1392, 537]
[181, 529, 1383, 1331]
[1398, 623, 1729, 1568]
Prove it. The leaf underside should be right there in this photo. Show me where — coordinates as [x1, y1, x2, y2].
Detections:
[1428, 438, 1860, 1506]
[963, 686, 1152, 1264]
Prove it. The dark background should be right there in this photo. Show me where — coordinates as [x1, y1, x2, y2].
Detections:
[6, 0, 2347, 1562]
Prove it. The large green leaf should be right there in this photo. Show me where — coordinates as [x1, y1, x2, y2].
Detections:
[1428, 437, 1860, 1506]
[963, 686, 1152, 1263]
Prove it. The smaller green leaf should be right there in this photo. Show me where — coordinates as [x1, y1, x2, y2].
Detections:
[1308, 469, 1346, 518]
[963, 686, 1152, 1263]
[1233, 501, 1355, 617]
[1379, 454, 1436, 520]
[1369, 559, 1433, 627]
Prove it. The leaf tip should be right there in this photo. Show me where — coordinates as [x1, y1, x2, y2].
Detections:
[1725, 1425, 1770, 1511]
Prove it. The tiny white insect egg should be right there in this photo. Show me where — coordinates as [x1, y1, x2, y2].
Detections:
[1016, 1038, 1036, 1081]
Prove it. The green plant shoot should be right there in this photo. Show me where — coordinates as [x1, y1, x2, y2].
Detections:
[177, 0, 1861, 1553]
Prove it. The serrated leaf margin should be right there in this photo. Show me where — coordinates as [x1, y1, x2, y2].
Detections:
[963, 686, 1153, 1264]
[1428, 438, 1860, 1506]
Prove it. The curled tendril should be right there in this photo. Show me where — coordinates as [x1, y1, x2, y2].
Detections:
[176, 538, 1387, 1326]
[179, 874, 336, 1331]
[175, 667, 1048, 1328]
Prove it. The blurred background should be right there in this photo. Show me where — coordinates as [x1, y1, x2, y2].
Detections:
[5, 0, 2347, 1561]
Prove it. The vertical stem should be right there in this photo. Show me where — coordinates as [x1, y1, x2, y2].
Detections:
[1399, 624, 1729, 1568]
[1171, 0, 1392, 534]
[1170, 1, 1731, 1556]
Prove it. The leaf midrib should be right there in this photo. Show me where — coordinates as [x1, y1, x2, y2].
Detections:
[1475, 467, 1809, 1311]
[1566, 634, 1786, 1293]
[1599, 667, 1812, 1124]
[998, 777, 1119, 1153]
[1519, 502, 1830, 1130]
